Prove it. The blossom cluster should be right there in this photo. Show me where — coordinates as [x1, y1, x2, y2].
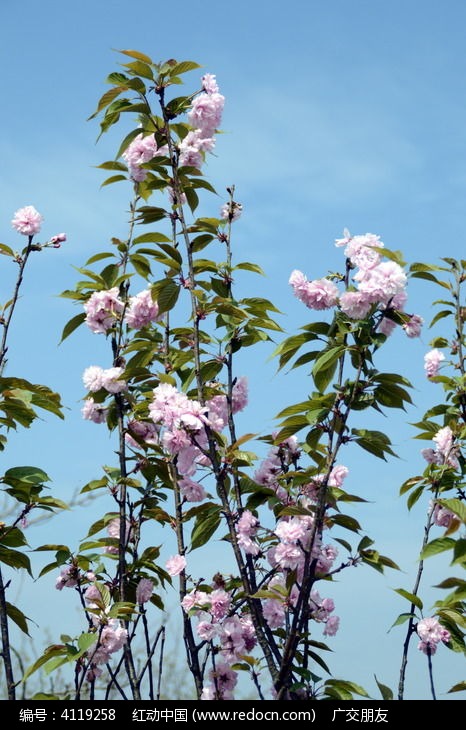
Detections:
[416, 616, 450, 655]
[421, 426, 459, 469]
[182, 579, 256, 700]
[289, 231, 423, 339]
[84, 287, 161, 335]
[424, 348, 445, 379]
[122, 133, 168, 182]
[148, 377, 248, 481]
[179, 73, 225, 169]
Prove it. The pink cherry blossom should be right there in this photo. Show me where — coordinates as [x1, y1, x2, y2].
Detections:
[136, 578, 154, 604]
[432, 502, 457, 528]
[236, 509, 260, 555]
[202, 73, 219, 94]
[339, 290, 373, 319]
[125, 420, 159, 449]
[55, 566, 78, 590]
[166, 554, 187, 576]
[355, 261, 407, 306]
[197, 621, 218, 641]
[209, 589, 231, 620]
[424, 348, 445, 378]
[323, 615, 340, 636]
[82, 366, 105, 392]
[220, 201, 243, 221]
[122, 133, 168, 182]
[179, 476, 207, 502]
[11, 206, 43, 236]
[403, 314, 424, 338]
[49, 233, 67, 247]
[188, 91, 225, 137]
[81, 397, 108, 424]
[84, 288, 124, 334]
[263, 598, 286, 629]
[341, 232, 383, 271]
[289, 271, 339, 311]
[417, 616, 450, 654]
[125, 289, 161, 329]
[101, 367, 127, 394]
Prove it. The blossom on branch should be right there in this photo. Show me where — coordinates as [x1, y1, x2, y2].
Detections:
[11, 205, 43, 236]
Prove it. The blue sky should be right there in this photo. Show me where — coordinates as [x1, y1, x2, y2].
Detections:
[1, 0, 465, 700]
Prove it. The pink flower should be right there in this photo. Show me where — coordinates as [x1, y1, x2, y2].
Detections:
[101, 367, 127, 394]
[236, 510, 260, 555]
[49, 233, 67, 247]
[378, 316, 397, 337]
[417, 616, 450, 653]
[81, 398, 108, 424]
[55, 566, 78, 590]
[289, 271, 339, 311]
[403, 314, 423, 338]
[188, 91, 225, 137]
[179, 477, 206, 502]
[84, 288, 124, 334]
[104, 518, 132, 554]
[202, 73, 219, 94]
[179, 130, 215, 169]
[12, 206, 43, 236]
[209, 589, 231, 620]
[83, 366, 105, 392]
[339, 290, 373, 319]
[329, 464, 349, 487]
[197, 621, 218, 641]
[341, 232, 383, 271]
[424, 348, 445, 378]
[181, 590, 208, 613]
[355, 261, 407, 306]
[136, 578, 154, 604]
[125, 289, 161, 329]
[122, 133, 168, 182]
[323, 615, 340, 636]
[125, 420, 159, 449]
[263, 599, 286, 629]
[432, 502, 457, 528]
[166, 554, 186, 576]
[232, 376, 248, 413]
[220, 201, 243, 221]
[209, 660, 238, 692]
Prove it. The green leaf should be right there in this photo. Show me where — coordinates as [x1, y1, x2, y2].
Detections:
[6, 602, 30, 635]
[169, 61, 201, 76]
[374, 675, 393, 700]
[133, 232, 172, 245]
[0, 546, 32, 574]
[23, 645, 68, 682]
[191, 506, 222, 550]
[0, 527, 27, 548]
[448, 682, 466, 693]
[60, 312, 86, 344]
[119, 49, 153, 65]
[394, 588, 423, 610]
[0, 243, 14, 257]
[234, 262, 265, 275]
[152, 279, 180, 314]
[2, 466, 50, 485]
[452, 538, 466, 565]
[324, 679, 369, 698]
[88, 85, 127, 120]
[420, 537, 456, 560]
[389, 612, 415, 629]
[437, 498, 466, 524]
[312, 346, 345, 393]
[430, 309, 453, 328]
